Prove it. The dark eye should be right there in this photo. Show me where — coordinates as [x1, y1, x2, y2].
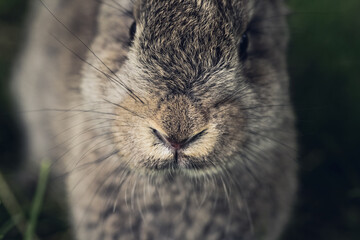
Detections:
[238, 32, 249, 61]
[129, 21, 136, 45]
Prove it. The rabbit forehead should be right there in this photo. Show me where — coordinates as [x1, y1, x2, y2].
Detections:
[132, 0, 250, 95]
[137, 0, 251, 28]
[136, 0, 253, 13]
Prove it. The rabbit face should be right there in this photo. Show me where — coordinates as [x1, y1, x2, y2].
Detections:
[82, 0, 292, 175]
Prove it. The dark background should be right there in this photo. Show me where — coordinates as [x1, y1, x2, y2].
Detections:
[0, 0, 359, 239]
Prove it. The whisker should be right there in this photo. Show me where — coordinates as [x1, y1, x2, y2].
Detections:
[103, 98, 146, 119]
[95, 0, 133, 17]
[39, 0, 143, 103]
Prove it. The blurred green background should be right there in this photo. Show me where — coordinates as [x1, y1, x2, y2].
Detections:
[0, 0, 359, 239]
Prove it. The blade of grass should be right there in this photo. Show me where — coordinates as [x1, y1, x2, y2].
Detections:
[24, 160, 51, 240]
[0, 214, 20, 239]
[0, 170, 28, 237]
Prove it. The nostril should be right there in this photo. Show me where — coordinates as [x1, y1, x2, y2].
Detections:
[186, 129, 207, 145]
[151, 128, 167, 145]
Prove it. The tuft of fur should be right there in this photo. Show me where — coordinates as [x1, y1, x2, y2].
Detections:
[14, 0, 297, 239]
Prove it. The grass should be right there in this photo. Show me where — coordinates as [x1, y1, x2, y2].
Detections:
[0, 161, 50, 240]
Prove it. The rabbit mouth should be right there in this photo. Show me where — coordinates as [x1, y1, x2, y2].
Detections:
[142, 152, 212, 172]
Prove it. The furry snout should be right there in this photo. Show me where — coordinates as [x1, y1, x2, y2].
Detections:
[114, 94, 219, 171]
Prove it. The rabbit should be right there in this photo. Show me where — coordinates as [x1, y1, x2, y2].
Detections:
[13, 0, 297, 239]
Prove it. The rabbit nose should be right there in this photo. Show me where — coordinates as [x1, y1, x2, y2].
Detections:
[166, 137, 186, 151]
[151, 128, 207, 151]
[152, 128, 186, 150]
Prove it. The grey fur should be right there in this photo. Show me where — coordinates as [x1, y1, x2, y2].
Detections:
[13, 0, 297, 239]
